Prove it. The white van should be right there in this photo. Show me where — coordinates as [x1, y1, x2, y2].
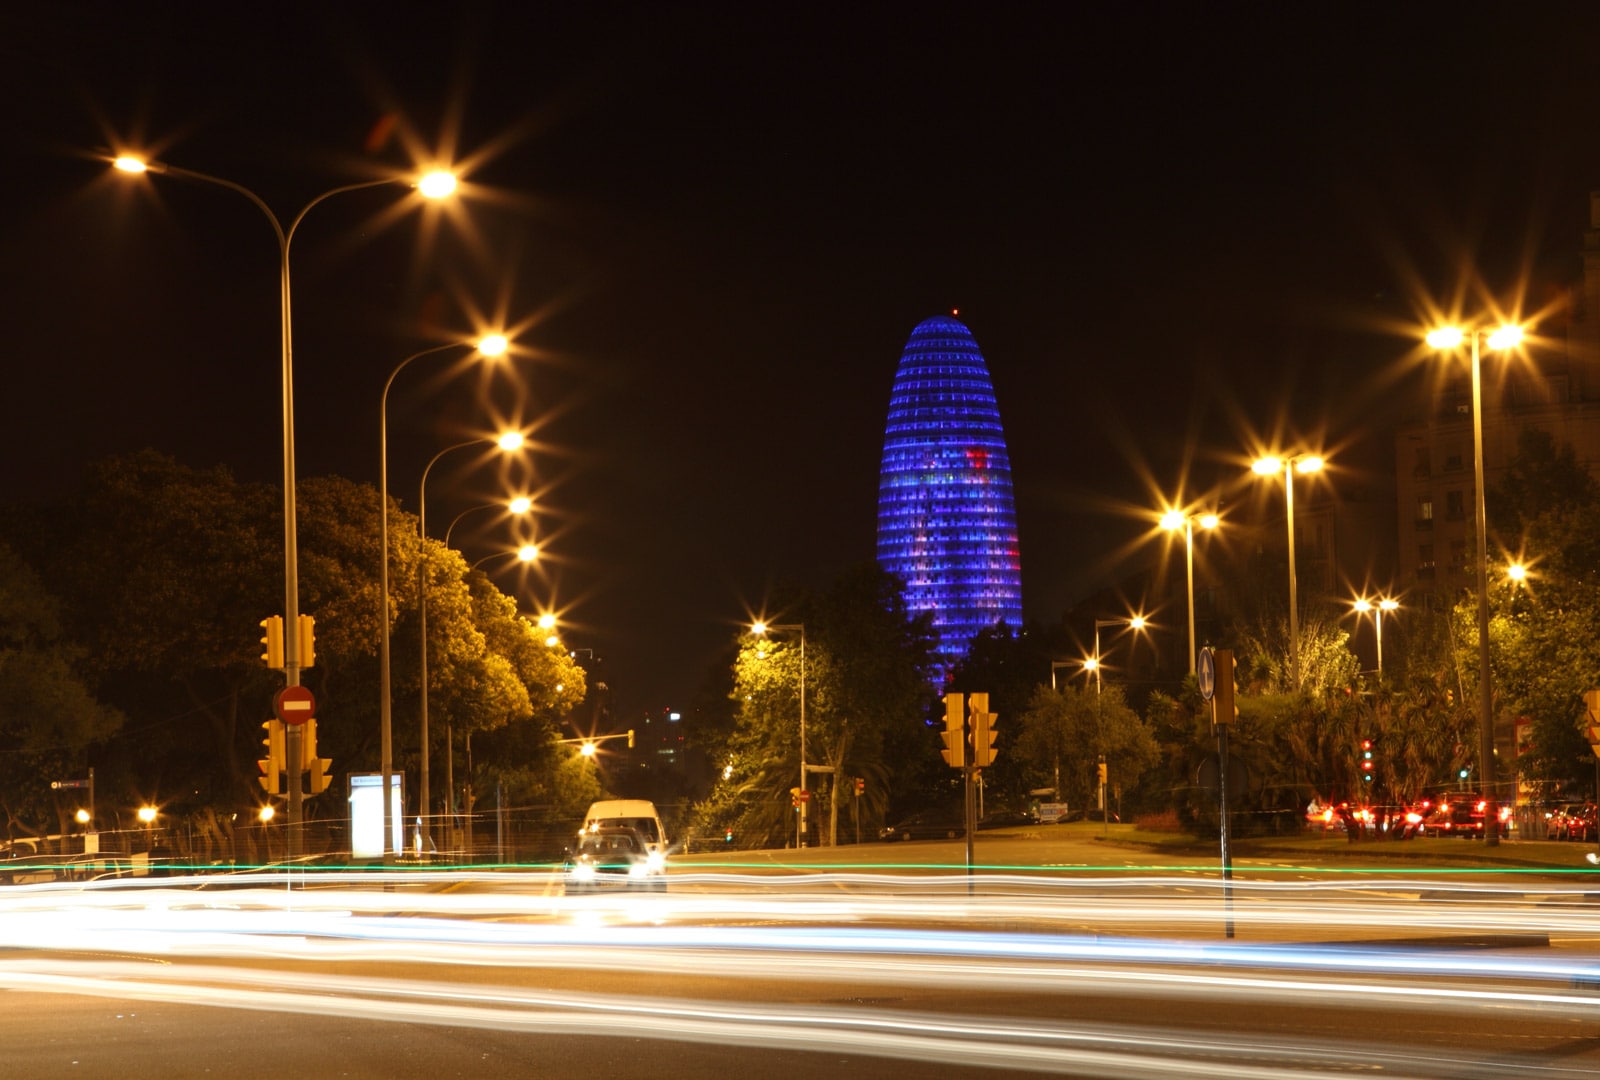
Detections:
[581, 799, 669, 858]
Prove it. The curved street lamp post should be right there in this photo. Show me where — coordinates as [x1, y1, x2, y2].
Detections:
[113, 155, 457, 855]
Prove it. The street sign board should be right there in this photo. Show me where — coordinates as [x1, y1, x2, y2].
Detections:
[274, 685, 316, 726]
[1197, 647, 1216, 702]
[50, 779, 89, 790]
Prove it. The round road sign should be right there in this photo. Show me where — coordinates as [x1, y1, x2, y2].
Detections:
[274, 685, 316, 726]
[1197, 648, 1216, 702]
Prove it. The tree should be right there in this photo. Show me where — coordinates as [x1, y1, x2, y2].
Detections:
[1014, 681, 1158, 813]
[0, 543, 123, 836]
[693, 564, 933, 848]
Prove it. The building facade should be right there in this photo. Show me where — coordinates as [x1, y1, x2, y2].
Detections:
[876, 315, 1023, 679]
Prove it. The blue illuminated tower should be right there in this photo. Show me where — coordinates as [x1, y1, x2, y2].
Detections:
[877, 315, 1022, 679]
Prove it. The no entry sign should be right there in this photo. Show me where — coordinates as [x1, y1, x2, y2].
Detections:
[274, 685, 316, 726]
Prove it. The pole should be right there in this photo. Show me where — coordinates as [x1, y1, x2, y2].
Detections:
[1184, 518, 1198, 674]
[1470, 332, 1499, 845]
[1218, 720, 1235, 939]
[799, 629, 807, 848]
[1285, 462, 1300, 692]
[1375, 608, 1384, 677]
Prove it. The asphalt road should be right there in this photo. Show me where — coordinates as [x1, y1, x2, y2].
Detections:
[4, 828, 1600, 1078]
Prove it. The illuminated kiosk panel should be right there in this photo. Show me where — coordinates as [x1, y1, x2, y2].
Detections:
[876, 315, 1022, 679]
[349, 772, 404, 859]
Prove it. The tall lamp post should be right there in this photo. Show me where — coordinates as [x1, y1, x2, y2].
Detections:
[753, 621, 806, 848]
[1250, 453, 1325, 691]
[1351, 597, 1399, 677]
[1160, 509, 1219, 673]
[1088, 617, 1146, 831]
[112, 155, 458, 855]
[416, 433, 527, 853]
[1426, 322, 1524, 846]
[379, 335, 509, 858]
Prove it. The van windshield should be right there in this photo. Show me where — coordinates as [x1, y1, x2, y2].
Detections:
[609, 817, 659, 842]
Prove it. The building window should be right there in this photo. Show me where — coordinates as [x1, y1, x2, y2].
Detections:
[1413, 447, 1432, 478]
[1445, 490, 1465, 521]
[1416, 497, 1433, 527]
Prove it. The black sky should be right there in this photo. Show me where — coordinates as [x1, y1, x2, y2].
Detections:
[5, 2, 1600, 718]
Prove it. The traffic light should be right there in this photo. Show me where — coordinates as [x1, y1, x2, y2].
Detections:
[970, 692, 1000, 767]
[258, 719, 284, 794]
[627, 729, 636, 749]
[259, 616, 285, 671]
[297, 614, 316, 669]
[854, 776, 865, 796]
[790, 786, 803, 808]
[1360, 738, 1374, 783]
[301, 717, 333, 795]
[1096, 761, 1108, 785]
[1212, 649, 1238, 726]
[940, 692, 966, 768]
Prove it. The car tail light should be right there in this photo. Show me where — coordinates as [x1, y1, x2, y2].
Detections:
[1405, 812, 1422, 824]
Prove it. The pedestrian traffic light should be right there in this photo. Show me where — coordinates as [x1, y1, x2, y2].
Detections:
[259, 616, 285, 671]
[970, 693, 1000, 767]
[301, 717, 333, 795]
[258, 718, 284, 795]
[940, 692, 966, 768]
[1360, 738, 1374, 782]
[297, 614, 316, 669]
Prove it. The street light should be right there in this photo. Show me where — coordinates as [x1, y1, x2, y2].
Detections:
[379, 335, 510, 859]
[1351, 596, 1400, 677]
[113, 153, 459, 855]
[1088, 616, 1146, 830]
[1160, 508, 1220, 673]
[1426, 321, 1525, 846]
[753, 620, 807, 848]
[1251, 453, 1325, 691]
[416, 436, 528, 852]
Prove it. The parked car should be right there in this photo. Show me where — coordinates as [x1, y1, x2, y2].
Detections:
[1557, 803, 1598, 842]
[881, 808, 966, 841]
[977, 808, 1039, 830]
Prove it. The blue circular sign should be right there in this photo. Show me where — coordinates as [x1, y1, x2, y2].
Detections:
[1197, 648, 1216, 702]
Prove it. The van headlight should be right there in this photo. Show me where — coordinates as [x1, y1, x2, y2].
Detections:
[645, 851, 666, 872]
[572, 862, 596, 882]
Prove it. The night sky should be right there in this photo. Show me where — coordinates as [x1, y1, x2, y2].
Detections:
[5, 3, 1600, 718]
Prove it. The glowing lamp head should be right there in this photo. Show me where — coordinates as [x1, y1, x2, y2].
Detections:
[579, 742, 597, 758]
[258, 805, 276, 823]
[112, 155, 149, 174]
[417, 170, 458, 199]
[1379, 598, 1399, 612]
[1426, 327, 1465, 350]
[496, 431, 525, 452]
[137, 806, 158, 824]
[1198, 513, 1219, 530]
[75, 809, 91, 824]
[1083, 657, 1099, 673]
[1486, 325, 1523, 351]
[1354, 598, 1373, 614]
[1507, 563, 1528, 582]
[538, 613, 557, 630]
[476, 334, 509, 357]
[1295, 456, 1324, 475]
[1129, 616, 1147, 631]
[752, 621, 768, 636]
[516, 544, 538, 563]
[509, 496, 532, 514]
[1251, 456, 1283, 476]
[1160, 510, 1184, 531]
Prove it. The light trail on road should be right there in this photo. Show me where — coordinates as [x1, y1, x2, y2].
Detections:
[2, 871, 1598, 1076]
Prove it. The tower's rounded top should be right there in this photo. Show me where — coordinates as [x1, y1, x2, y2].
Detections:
[910, 314, 974, 338]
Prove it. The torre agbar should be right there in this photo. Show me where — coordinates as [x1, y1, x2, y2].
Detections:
[876, 315, 1023, 679]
